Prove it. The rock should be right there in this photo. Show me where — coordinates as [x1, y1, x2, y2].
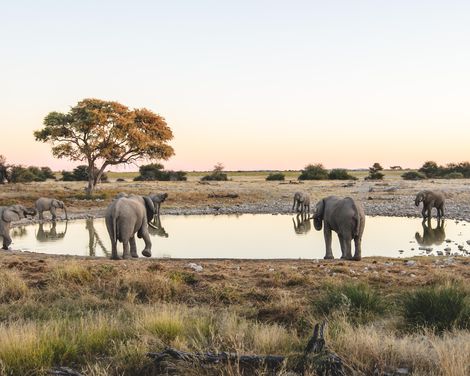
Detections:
[458, 245, 464, 250]
[444, 247, 451, 252]
[436, 251, 443, 256]
[445, 239, 452, 243]
[467, 240, 470, 245]
[187, 263, 203, 272]
[395, 368, 410, 375]
[405, 260, 416, 267]
[410, 274, 416, 278]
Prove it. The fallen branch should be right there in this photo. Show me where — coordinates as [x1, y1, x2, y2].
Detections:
[148, 322, 360, 375]
[207, 193, 239, 199]
[48, 367, 84, 376]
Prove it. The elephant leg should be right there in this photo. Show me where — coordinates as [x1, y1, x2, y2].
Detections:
[130, 236, 138, 258]
[141, 227, 152, 257]
[111, 242, 121, 260]
[421, 206, 427, 218]
[2, 234, 12, 250]
[323, 225, 334, 259]
[338, 234, 347, 259]
[122, 240, 131, 259]
[38, 211, 44, 220]
[50, 207, 57, 221]
[353, 236, 362, 261]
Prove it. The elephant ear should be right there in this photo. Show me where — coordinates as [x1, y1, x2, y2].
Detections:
[143, 196, 156, 223]
[313, 200, 325, 231]
[2, 207, 22, 222]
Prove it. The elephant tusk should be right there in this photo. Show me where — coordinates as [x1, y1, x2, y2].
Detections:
[148, 221, 159, 230]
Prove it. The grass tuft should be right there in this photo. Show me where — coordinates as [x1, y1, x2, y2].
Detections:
[402, 282, 469, 333]
[0, 270, 29, 303]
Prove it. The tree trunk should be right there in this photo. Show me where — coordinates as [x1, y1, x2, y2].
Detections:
[86, 161, 95, 196]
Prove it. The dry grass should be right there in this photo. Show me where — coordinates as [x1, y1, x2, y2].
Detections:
[331, 318, 470, 376]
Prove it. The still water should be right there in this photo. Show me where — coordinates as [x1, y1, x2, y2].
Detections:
[8, 215, 470, 259]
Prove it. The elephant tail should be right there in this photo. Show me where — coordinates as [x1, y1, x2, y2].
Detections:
[351, 202, 361, 237]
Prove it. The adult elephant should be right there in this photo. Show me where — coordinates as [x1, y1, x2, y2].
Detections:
[35, 197, 68, 220]
[0, 205, 36, 250]
[414, 190, 445, 219]
[313, 196, 365, 260]
[105, 194, 157, 260]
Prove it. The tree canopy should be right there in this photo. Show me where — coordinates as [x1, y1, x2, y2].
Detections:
[34, 98, 174, 194]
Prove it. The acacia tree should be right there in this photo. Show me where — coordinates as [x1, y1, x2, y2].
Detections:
[34, 98, 174, 194]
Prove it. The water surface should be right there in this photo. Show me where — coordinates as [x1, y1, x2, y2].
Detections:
[8, 215, 470, 259]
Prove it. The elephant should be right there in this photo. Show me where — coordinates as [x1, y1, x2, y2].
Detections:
[292, 213, 312, 235]
[415, 218, 446, 246]
[35, 197, 68, 220]
[114, 192, 167, 218]
[0, 205, 36, 250]
[313, 196, 365, 260]
[414, 190, 445, 219]
[292, 192, 310, 214]
[105, 194, 157, 260]
[36, 221, 67, 242]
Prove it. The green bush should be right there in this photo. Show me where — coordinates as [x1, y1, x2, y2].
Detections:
[298, 164, 328, 180]
[8, 165, 54, 183]
[401, 171, 426, 180]
[314, 283, 386, 324]
[134, 163, 187, 181]
[61, 165, 108, 182]
[402, 284, 469, 333]
[365, 163, 384, 180]
[443, 172, 464, 179]
[266, 172, 285, 181]
[201, 163, 228, 181]
[328, 169, 357, 180]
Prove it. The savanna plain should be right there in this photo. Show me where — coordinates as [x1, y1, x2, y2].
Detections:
[1, 171, 470, 375]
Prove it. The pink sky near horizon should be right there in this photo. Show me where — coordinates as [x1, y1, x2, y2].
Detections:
[1, 1, 469, 172]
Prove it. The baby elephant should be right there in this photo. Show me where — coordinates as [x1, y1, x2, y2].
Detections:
[1, 205, 37, 250]
[35, 197, 68, 220]
[313, 196, 365, 260]
[414, 190, 445, 219]
[105, 194, 156, 260]
[292, 192, 310, 214]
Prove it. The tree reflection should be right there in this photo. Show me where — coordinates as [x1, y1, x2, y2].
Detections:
[85, 218, 110, 257]
[415, 218, 446, 246]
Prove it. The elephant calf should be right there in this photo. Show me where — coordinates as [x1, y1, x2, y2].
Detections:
[313, 196, 365, 261]
[105, 194, 156, 260]
[1, 205, 36, 250]
[292, 192, 310, 214]
[35, 197, 68, 220]
[415, 190, 445, 219]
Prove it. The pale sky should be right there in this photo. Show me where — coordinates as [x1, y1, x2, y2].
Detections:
[1, 1, 469, 171]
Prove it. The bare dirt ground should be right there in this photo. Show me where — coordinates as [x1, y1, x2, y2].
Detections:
[2, 172, 470, 223]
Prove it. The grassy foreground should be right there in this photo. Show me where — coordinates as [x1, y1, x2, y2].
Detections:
[0, 253, 469, 375]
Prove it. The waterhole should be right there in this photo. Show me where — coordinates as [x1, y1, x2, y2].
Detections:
[7, 215, 470, 259]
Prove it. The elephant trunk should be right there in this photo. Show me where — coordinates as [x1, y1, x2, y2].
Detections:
[63, 206, 68, 220]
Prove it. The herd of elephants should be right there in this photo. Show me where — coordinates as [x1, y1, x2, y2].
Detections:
[0, 190, 446, 260]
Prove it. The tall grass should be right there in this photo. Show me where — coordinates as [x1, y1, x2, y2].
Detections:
[402, 282, 469, 333]
[313, 282, 387, 324]
[0, 270, 29, 303]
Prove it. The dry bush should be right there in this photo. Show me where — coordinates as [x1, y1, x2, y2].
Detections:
[0, 270, 29, 303]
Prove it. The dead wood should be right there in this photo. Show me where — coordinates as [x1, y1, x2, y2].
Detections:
[148, 322, 360, 375]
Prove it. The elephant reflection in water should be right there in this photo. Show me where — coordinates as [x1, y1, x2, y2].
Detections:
[36, 222, 67, 242]
[148, 216, 169, 238]
[415, 218, 446, 246]
[11, 226, 28, 238]
[292, 213, 312, 235]
[86, 219, 110, 257]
